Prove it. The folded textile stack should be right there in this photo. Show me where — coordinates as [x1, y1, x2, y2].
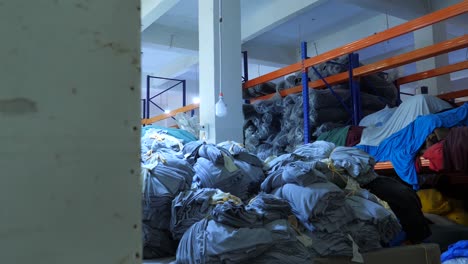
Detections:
[142, 149, 194, 258]
[182, 141, 264, 201]
[345, 190, 401, 248]
[170, 188, 242, 240]
[259, 143, 401, 256]
[293, 141, 378, 185]
[176, 196, 312, 264]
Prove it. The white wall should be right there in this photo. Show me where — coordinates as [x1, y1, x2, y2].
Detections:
[0, 1, 141, 263]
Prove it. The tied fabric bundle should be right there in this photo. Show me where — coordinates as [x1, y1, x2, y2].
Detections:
[183, 141, 264, 201]
[170, 188, 242, 240]
[141, 149, 194, 258]
[176, 195, 312, 264]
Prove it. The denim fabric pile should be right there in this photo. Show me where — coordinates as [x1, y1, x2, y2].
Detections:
[141, 127, 403, 263]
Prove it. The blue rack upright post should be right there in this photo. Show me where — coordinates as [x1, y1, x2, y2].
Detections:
[348, 53, 361, 126]
[301, 42, 310, 144]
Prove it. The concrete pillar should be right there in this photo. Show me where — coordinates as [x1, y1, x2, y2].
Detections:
[414, 21, 451, 95]
[199, 0, 243, 143]
[0, 1, 141, 263]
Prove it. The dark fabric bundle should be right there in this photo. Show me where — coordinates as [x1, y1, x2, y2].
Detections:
[246, 193, 292, 223]
[142, 223, 178, 259]
[443, 126, 468, 173]
[363, 176, 431, 243]
[176, 201, 312, 264]
[141, 150, 194, 258]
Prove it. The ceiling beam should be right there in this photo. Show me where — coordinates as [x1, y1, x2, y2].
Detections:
[141, 0, 181, 32]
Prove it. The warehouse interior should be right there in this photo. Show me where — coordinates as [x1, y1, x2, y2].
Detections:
[1, 0, 467, 264]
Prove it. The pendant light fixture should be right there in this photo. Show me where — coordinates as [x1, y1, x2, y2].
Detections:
[215, 0, 227, 117]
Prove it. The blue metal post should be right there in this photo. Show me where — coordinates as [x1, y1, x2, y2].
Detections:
[348, 53, 361, 126]
[301, 42, 310, 144]
[242, 51, 249, 82]
[146, 75, 151, 119]
[182, 80, 187, 106]
[142, 99, 146, 119]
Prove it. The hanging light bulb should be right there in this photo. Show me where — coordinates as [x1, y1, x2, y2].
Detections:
[215, 92, 227, 117]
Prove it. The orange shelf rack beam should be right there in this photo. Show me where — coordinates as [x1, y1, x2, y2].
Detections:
[397, 60, 468, 85]
[141, 103, 200, 125]
[375, 157, 430, 171]
[250, 35, 468, 102]
[437, 89, 468, 101]
[243, 1, 468, 90]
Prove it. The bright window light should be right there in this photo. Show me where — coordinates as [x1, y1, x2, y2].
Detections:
[192, 97, 201, 104]
[164, 110, 171, 114]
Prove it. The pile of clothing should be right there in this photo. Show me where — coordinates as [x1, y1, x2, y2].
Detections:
[141, 147, 194, 258]
[182, 141, 265, 201]
[260, 141, 401, 257]
[441, 240, 468, 264]
[176, 193, 312, 264]
[358, 103, 468, 189]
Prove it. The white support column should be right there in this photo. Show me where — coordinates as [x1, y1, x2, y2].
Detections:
[0, 1, 141, 263]
[414, 19, 451, 95]
[199, 0, 243, 143]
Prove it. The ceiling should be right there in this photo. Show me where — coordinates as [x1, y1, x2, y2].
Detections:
[245, 0, 379, 49]
[142, 0, 467, 83]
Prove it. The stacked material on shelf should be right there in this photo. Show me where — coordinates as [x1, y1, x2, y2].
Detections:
[359, 105, 396, 128]
[142, 148, 194, 258]
[243, 86, 389, 159]
[359, 95, 452, 146]
[176, 194, 312, 264]
[260, 141, 401, 256]
[357, 103, 468, 189]
[182, 141, 265, 201]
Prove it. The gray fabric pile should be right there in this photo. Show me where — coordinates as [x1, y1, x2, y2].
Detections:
[142, 149, 194, 258]
[259, 141, 401, 256]
[182, 141, 265, 201]
[170, 188, 242, 240]
[176, 195, 312, 264]
[243, 57, 398, 159]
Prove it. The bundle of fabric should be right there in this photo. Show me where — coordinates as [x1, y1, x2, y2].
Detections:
[174, 112, 200, 139]
[176, 196, 312, 264]
[357, 103, 468, 189]
[182, 141, 263, 201]
[141, 128, 184, 159]
[359, 95, 453, 147]
[441, 240, 468, 264]
[345, 189, 401, 246]
[359, 105, 396, 128]
[243, 82, 277, 98]
[363, 176, 431, 243]
[444, 126, 468, 173]
[170, 188, 242, 240]
[142, 149, 194, 258]
[293, 141, 378, 185]
[141, 125, 197, 145]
